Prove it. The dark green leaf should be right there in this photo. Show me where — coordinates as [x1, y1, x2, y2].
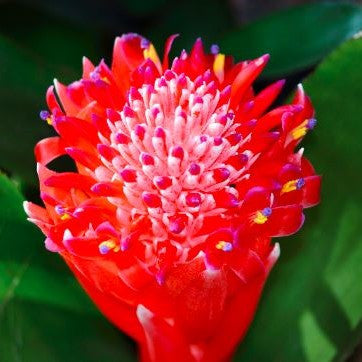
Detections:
[0, 300, 136, 362]
[0, 174, 95, 314]
[236, 38, 362, 361]
[220, 2, 362, 78]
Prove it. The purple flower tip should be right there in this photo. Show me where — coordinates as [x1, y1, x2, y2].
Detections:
[297, 178, 305, 189]
[307, 118, 317, 130]
[262, 207, 272, 217]
[210, 44, 220, 55]
[140, 37, 151, 49]
[99, 244, 110, 255]
[40, 110, 50, 120]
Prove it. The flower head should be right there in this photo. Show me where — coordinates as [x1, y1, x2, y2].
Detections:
[25, 34, 321, 362]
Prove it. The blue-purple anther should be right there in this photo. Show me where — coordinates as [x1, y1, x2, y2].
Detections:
[222, 242, 233, 252]
[99, 244, 111, 255]
[210, 44, 220, 55]
[55, 205, 66, 215]
[140, 37, 151, 49]
[296, 178, 305, 189]
[90, 68, 101, 81]
[307, 118, 317, 130]
[39, 110, 50, 120]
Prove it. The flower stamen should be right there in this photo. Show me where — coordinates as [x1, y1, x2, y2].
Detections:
[39, 110, 52, 125]
[215, 240, 233, 252]
[291, 118, 317, 140]
[55, 205, 72, 221]
[253, 207, 272, 225]
[281, 178, 305, 194]
[213, 53, 225, 82]
[98, 240, 120, 255]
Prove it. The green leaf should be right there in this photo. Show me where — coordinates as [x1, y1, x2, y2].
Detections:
[220, 2, 362, 78]
[0, 300, 136, 362]
[236, 38, 362, 361]
[0, 174, 95, 314]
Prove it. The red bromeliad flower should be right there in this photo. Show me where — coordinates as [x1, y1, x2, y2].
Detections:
[24, 34, 321, 362]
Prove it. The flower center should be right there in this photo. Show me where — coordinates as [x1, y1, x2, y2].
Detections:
[97, 70, 253, 249]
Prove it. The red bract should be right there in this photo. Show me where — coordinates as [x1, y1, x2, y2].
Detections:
[25, 34, 321, 362]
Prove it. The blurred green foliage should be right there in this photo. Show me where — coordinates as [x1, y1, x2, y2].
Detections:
[0, 1, 362, 361]
[220, 2, 362, 78]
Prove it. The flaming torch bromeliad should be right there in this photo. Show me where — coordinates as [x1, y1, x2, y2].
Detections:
[24, 34, 321, 362]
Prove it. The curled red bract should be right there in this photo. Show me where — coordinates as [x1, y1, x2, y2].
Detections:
[25, 33, 321, 362]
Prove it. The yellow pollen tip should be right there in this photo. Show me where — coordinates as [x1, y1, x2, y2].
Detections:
[253, 211, 268, 225]
[291, 127, 307, 140]
[99, 240, 120, 254]
[215, 240, 227, 250]
[291, 119, 308, 140]
[281, 180, 297, 194]
[60, 213, 71, 221]
[143, 44, 161, 70]
[100, 76, 111, 85]
[215, 240, 233, 251]
[46, 117, 52, 125]
[213, 53, 225, 82]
